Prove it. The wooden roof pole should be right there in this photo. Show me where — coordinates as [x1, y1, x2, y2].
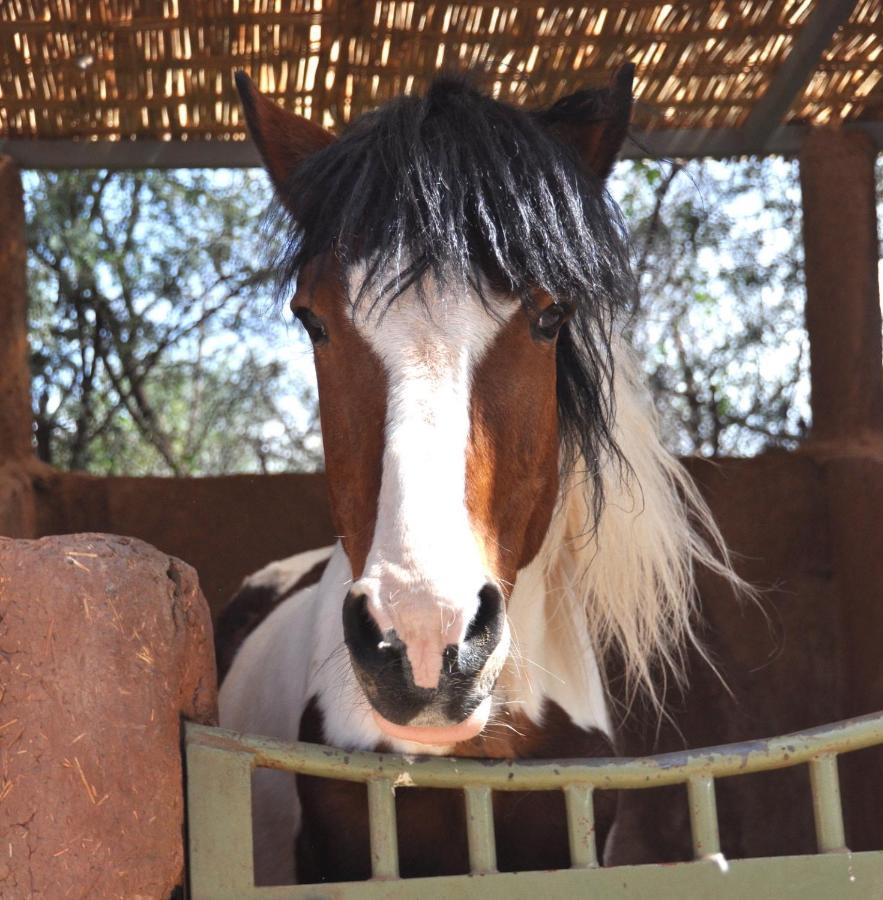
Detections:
[800, 129, 883, 845]
[1, 122, 881, 169]
[0, 154, 36, 536]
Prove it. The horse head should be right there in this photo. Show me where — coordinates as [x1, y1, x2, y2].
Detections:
[235, 68, 648, 745]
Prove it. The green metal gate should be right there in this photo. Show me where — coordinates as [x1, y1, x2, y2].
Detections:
[186, 710, 883, 898]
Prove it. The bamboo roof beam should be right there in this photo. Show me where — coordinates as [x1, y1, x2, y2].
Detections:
[738, 0, 861, 154]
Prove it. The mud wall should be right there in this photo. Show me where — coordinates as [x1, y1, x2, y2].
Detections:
[33, 469, 336, 615]
[0, 533, 217, 897]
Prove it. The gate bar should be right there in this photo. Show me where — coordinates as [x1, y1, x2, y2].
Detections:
[564, 784, 598, 868]
[186, 710, 883, 791]
[808, 754, 847, 853]
[186, 743, 256, 898]
[367, 778, 400, 879]
[687, 775, 721, 859]
[464, 785, 497, 874]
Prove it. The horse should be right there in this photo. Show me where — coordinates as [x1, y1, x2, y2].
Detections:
[218, 65, 744, 885]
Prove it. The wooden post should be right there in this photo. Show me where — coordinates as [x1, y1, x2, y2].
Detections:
[799, 129, 882, 441]
[0, 154, 35, 537]
[801, 129, 883, 854]
[0, 155, 31, 460]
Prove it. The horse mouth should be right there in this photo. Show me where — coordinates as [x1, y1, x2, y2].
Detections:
[372, 695, 492, 746]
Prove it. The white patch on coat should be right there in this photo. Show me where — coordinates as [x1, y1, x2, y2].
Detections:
[239, 545, 334, 597]
[220, 545, 370, 884]
[502, 520, 612, 737]
[220, 544, 459, 887]
[350, 275, 515, 690]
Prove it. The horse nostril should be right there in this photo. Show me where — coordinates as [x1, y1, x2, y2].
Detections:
[464, 583, 504, 646]
[342, 591, 384, 663]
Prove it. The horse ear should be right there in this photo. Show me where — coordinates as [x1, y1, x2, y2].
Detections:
[235, 71, 335, 193]
[535, 63, 634, 180]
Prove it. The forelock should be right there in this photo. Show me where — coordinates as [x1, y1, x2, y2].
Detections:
[272, 76, 637, 517]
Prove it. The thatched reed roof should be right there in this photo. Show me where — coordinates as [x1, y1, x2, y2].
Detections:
[0, 1, 880, 166]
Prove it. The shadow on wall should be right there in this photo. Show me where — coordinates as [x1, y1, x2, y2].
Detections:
[32, 470, 336, 616]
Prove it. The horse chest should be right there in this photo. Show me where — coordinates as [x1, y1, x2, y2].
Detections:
[295, 696, 617, 883]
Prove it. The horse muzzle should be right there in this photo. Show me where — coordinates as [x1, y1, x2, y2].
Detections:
[342, 584, 507, 744]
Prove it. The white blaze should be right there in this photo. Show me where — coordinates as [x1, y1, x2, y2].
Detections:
[351, 275, 511, 688]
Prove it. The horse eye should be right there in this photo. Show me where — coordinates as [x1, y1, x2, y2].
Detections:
[293, 307, 329, 345]
[534, 303, 570, 340]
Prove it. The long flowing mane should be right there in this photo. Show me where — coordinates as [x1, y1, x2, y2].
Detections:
[268, 76, 746, 702]
[542, 346, 746, 709]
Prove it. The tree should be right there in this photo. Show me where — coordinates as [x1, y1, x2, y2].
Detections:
[25, 169, 322, 475]
[26, 158, 823, 476]
[612, 157, 810, 456]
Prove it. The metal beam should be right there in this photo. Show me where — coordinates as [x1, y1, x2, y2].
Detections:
[739, 0, 859, 151]
[0, 138, 262, 170]
[622, 121, 883, 160]
[1, 122, 881, 170]
[621, 126, 809, 160]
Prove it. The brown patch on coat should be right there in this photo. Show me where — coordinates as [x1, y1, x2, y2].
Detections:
[214, 557, 329, 684]
[297, 263, 387, 579]
[295, 696, 616, 883]
[466, 301, 560, 587]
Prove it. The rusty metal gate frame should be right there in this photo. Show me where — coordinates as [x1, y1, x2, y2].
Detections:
[185, 710, 883, 898]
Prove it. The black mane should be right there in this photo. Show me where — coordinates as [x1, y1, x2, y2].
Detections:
[274, 77, 636, 514]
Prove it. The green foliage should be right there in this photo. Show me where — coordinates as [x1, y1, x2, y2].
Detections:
[610, 157, 810, 456]
[25, 157, 820, 476]
[25, 169, 322, 475]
